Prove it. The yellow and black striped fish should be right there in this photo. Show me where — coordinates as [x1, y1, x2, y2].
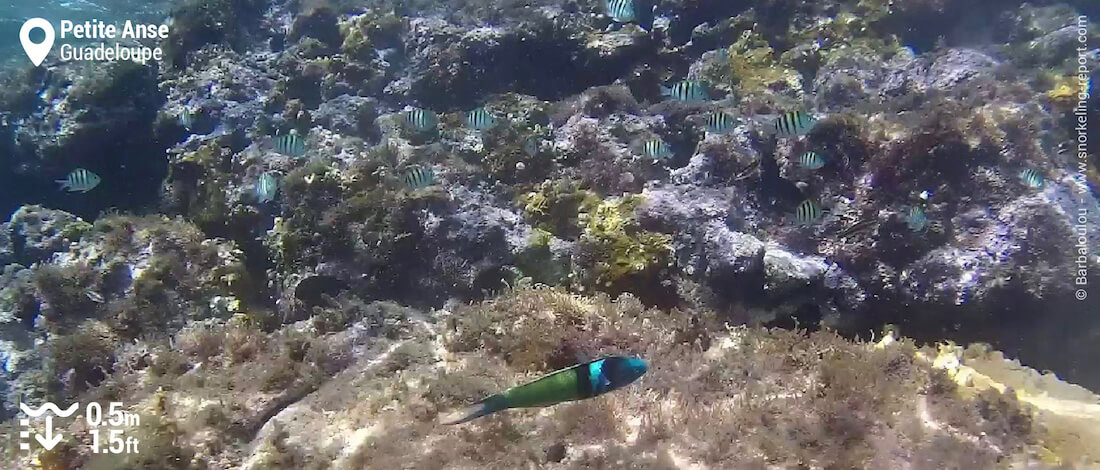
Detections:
[642, 138, 673, 159]
[406, 108, 439, 132]
[660, 80, 709, 101]
[56, 168, 101, 193]
[794, 199, 823, 224]
[465, 107, 497, 131]
[906, 205, 928, 232]
[774, 111, 817, 138]
[799, 151, 825, 170]
[604, 0, 637, 23]
[256, 172, 279, 204]
[273, 132, 307, 157]
[705, 111, 735, 134]
[404, 166, 437, 189]
[1018, 168, 1044, 189]
[178, 108, 196, 130]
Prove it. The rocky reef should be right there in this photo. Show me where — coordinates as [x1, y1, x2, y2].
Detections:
[0, 0, 1098, 467]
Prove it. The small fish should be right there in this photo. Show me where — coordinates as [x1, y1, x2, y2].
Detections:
[906, 206, 928, 232]
[56, 168, 101, 193]
[733, 159, 761, 182]
[642, 138, 673, 160]
[523, 137, 540, 157]
[178, 108, 195, 130]
[799, 151, 826, 170]
[440, 356, 648, 425]
[603, 0, 653, 31]
[465, 107, 497, 131]
[1019, 168, 1044, 189]
[273, 132, 307, 157]
[836, 218, 878, 238]
[404, 166, 437, 189]
[774, 111, 817, 138]
[84, 289, 105, 304]
[660, 80, 710, 101]
[794, 199, 824, 224]
[604, 0, 637, 24]
[405, 108, 439, 133]
[256, 172, 279, 204]
[705, 111, 735, 134]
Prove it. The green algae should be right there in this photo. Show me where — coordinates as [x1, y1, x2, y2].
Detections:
[516, 180, 670, 287]
[578, 195, 671, 286]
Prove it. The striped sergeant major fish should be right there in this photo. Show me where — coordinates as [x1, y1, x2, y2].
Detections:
[178, 107, 196, 130]
[906, 205, 928, 232]
[642, 138, 673, 160]
[440, 356, 648, 425]
[705, 111, 735, 134]
[465, 107, 497, 131]
[774, 111, 817, 138]
[660, 80, 710, 101]
[603, 0, 654, 31]
[273, 132, 307, 157]
[799, 151, 825, 170]
[794, 199, 824, 224]
[404, 166, 437, 189]
[56, 168, 101, 193]
[256, 172, 279, 204]
[405, 108, 439, 132]
[1019, 168, 1044, 189]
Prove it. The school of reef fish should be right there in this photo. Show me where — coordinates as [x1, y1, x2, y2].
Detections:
[0, 0, 1099, 468]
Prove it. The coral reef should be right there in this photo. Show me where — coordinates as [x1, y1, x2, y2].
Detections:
[3, 288, 1097, 468]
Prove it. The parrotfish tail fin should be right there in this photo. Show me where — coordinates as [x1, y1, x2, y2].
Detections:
[658, 85, 671, 97]
[55, 180, 69, 191]
[439, 394, 508, 425]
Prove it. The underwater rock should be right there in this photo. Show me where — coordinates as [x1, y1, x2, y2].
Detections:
[31, 288, 1091, 469]
[0, 212, 249, 416]
[163, 0, 266, 68]
[902, 191, 1097, 309]
[5, 61, 166, 217]
[402, 15, 650, 110]
[5, 205, 89, 266]
[312, 95, 381, 141]
[699, 221, 766, 298]
[924, 48, 999, 91]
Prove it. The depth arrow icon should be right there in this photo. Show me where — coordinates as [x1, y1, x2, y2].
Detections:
[34, 416, 63, 450]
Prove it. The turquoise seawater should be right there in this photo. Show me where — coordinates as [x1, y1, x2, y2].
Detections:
[0, 0, 173, 68]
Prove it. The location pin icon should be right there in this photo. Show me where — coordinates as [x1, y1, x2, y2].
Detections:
[20, 18, 55, 67]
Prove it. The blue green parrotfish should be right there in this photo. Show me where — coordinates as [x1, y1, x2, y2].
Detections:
[439, 355, 648, 425]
